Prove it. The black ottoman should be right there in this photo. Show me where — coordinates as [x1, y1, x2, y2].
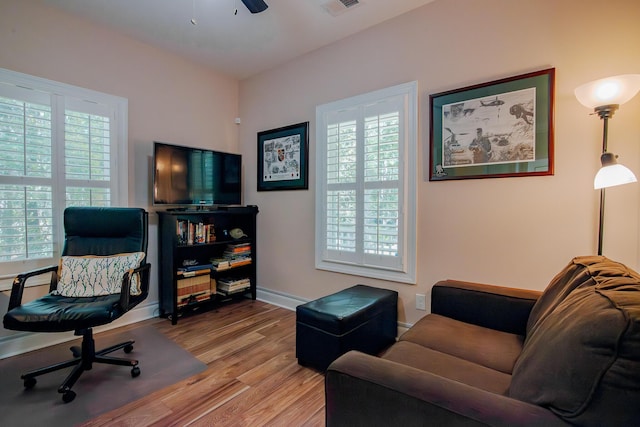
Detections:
[296, 284, 398, 371]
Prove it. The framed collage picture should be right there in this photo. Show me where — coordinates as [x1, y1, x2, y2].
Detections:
[257, 121, 309, 191]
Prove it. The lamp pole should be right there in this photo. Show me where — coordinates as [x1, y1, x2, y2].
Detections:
[598, 176, 605, 256]
[595, 105, 617, 256]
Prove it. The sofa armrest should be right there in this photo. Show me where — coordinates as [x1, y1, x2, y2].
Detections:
[326, 351, 569, 427]
[432, 280, 541, 335]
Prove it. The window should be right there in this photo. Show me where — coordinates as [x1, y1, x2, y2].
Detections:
[0, 68, 128, 286]
[315, 82, 417, 283]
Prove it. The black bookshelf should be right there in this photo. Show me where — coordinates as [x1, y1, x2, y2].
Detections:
[157, 206, 258, 324]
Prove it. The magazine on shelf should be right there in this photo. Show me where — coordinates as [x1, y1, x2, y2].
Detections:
[217, 277, 251, 294]
[211, 254, 251, 270]
[217, 282, 251, 295]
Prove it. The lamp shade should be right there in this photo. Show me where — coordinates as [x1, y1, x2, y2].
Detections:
[594, 160, 637, 189]
[575, 74, 640, 109]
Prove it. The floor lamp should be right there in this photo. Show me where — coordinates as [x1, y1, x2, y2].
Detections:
[575, 74, 640, 255]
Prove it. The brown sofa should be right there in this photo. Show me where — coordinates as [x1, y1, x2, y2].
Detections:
[325, 256, 640, 426]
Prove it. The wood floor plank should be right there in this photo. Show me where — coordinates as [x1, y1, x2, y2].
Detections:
[264, 376, 326, 427]
[190, 361, 317, 427]
[79, 299, 326, 427]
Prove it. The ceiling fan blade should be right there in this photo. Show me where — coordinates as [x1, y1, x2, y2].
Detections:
[241, 0, 268, 14]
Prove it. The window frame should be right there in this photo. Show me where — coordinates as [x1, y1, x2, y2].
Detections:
[0, 68, 128, 289]
[315, 81, 418, 284]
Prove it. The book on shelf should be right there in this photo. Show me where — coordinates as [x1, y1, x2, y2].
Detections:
[177, 291, 211, 307]
[228, 257, 251, 267]
[226, 242, 250, 248]
[218, 276, 250, 285]
[223, 250, 251, 259]
[226, 242, 251, 250]
[217, 277, 251, 294]
[217, 285, 250, 295]
[176, 220, 216, 245]
[223, 247, 251, 258]
[177, 264, 212, 274]
[210, 257, 230, 270]
[177, 273, 210, 297]
[210, 255, 251, 270]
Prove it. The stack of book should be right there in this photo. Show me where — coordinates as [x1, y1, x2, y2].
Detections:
[222, 242, 252, 267]
[176, 268, 214, 307]
[217, 277, 251, 295]
[210, 257, 231, 271]
[176, 220, 216, 245]
[177, 263, 212, 275]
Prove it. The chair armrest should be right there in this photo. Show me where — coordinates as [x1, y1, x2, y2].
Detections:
[8, 265, 58, 311]
[432, 280, 541, 335]
[118, 263, 151, 311]
[326, 351, 569, 427]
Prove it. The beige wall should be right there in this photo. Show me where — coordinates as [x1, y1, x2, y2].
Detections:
[239, 0, 640, 324]
[1, 0, 639, 329]
[0, 0, 239, 307]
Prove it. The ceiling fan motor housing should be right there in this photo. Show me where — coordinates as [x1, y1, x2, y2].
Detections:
[241, 0, 268, 14]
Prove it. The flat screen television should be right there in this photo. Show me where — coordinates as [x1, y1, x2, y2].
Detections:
[153, 141, 242, 207]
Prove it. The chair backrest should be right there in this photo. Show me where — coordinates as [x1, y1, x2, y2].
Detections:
[62, 207, 148, 260]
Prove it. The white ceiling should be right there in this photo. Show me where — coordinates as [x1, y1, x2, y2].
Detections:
[40, 0, 436, 80]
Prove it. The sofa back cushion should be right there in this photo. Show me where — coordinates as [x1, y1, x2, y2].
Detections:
[525, 256, 599, 335]
[509, 256, 640, 426]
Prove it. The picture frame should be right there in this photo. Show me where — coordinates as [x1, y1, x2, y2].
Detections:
[429, 68, 555, 181]
[257, 121, 309, 191]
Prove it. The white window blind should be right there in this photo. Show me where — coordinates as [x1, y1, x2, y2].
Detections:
[0, 89, 54, 262]
[0, 68, 128, 287]
[316, 82, 417, 283]
[64, 100, 113, 207]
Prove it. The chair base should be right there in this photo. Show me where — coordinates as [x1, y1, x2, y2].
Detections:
[21, 328, 140, 403]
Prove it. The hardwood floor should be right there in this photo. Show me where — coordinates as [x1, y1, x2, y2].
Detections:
[81, 300, 325, 427]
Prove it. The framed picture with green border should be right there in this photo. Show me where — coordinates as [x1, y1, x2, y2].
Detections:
[429, 68, 555, 181]
[257, 121, 309, 191]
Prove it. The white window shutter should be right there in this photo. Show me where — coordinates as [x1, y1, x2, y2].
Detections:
[316, 81, 417, 284]
[0, 68, 128, 287]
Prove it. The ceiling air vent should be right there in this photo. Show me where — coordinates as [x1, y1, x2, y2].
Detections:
[323, 0, 362, 17]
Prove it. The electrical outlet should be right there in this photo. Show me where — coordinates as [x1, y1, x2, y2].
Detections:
[416, 293, 426, 311]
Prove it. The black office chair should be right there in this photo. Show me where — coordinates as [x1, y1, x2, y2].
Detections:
[3, 207, 151, 403]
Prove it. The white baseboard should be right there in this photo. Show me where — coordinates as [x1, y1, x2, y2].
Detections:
[255, 286, 307, 311]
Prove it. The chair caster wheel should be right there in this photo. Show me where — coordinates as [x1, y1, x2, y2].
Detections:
[70, 346, 81, 358]
[131, 366, 140, 377]
[124, 344, 133, 354]
[62, 390, 76, 403]
[23, 377, 36, 389]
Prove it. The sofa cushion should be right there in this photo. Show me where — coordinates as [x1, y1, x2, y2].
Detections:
[509, 256, 640, 426]
[400, 314, 524, 374]
[526, 255, 602, 335]
[383, 341, 512, 395]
